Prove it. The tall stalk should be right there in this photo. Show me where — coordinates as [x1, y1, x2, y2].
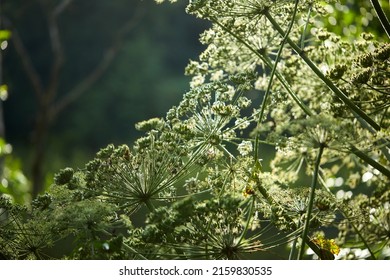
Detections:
[264, 9, 390, 179]
[264, 10, 380, 132]
[298, 143, 325, 259]
[253, 167, 329, 259]
[370, 0, 390, 38]
[254, 0, 301, 162]
[210, 18, 312, 117]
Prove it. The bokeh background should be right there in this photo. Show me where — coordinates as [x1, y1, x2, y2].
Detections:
[1, 0, 208, 198]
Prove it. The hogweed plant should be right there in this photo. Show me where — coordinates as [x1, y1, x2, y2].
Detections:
[1, 0, 389, 260]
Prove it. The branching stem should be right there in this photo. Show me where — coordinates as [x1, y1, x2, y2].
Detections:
[264, 10, 381, 132]
[255, 0, 301, 162]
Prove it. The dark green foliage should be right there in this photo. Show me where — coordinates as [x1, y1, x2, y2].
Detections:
[54, 168, 74, 185]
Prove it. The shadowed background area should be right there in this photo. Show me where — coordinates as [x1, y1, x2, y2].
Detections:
[1, 0, 208, 196]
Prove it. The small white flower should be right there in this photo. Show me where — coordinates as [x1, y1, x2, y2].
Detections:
[320, 101, 331, 111]
[190, 75, 205, 88]
[237, 140, 253, 156]
[211, 70, 224, 81]
[235, 118, 250, 130]
[254, 75, 268, 90]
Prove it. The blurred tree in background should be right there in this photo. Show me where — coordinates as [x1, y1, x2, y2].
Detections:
[1, 0, 207, 198]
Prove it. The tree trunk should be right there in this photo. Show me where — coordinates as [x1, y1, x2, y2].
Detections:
[31, 104, 51, 198]
[8, 1, 144, 198]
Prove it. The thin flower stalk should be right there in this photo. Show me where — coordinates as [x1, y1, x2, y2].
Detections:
[254, 0, 301, 162]
[264, 9, 380, 132]
[298, 143, 325, 260]
[370, 0, 390, 38]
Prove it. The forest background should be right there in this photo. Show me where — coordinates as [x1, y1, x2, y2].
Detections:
[1, 0, 208, 201]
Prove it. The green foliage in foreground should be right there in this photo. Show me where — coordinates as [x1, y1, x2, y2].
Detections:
[1, 0, 389, 260]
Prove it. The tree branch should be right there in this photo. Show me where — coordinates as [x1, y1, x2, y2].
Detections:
[51, 4, 145, 119]
[44, 0, 74, 107]
[46, 14, 64, 105]
[11, 28, 45, 101]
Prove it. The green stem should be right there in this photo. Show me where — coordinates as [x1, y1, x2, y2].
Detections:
[253, 170, 326, 259]
[264, 10, 381, 132]
[212, 13, 312, 162]
[211, 8, 390, 180]
[255, 0, 300, 161]
[144, 198, 156, 212]
[265, 9, 390, 178]
[122, 243, 148, 260]
[237, 196, 255, 245]
[350, 145, 390, 178]
[264, 56, 313, 116]
[348, 213, 377, 259]
[298, 144, 325, 260]
[289, 217, 302, 260]
[257, 0, 300, 124]
[300, 5, 313, 49]
[210, 17, 312, 118]
[370, 0, 390, 38]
